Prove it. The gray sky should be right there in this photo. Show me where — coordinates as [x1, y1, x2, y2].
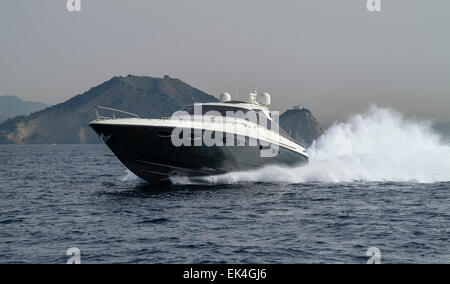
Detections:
[1, 0, 449, 123]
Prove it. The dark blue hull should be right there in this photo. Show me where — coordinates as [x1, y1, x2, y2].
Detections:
[89, 123, 308, 184]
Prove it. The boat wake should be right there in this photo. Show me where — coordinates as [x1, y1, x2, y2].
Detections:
[171, 105, 450, 184]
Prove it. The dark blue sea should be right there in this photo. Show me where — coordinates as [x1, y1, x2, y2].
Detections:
[0, 144, 449, 264]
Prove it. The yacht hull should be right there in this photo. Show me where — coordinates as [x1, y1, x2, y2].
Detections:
[89, 123, 308, 184]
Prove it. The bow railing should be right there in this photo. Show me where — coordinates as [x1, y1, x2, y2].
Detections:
[94, 106, 140, 120]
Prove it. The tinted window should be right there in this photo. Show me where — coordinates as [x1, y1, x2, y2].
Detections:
[182, 105, 253, 117]
[180, 105, 290, 136]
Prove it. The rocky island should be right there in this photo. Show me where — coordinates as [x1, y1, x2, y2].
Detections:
[0, 76, 322, 147]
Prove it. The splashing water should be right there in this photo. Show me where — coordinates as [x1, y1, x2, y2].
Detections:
[120, 169, 143, 182]
[173, 106, 450, 184]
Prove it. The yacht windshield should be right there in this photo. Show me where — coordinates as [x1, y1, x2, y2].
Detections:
[177, 104, 291, 139]
[180, 105, 248, 116]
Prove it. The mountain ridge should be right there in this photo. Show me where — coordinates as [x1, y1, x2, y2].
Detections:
[0, 75, 322, 146]
[0, 75, 217, 144]
[0, 96, 48, 123]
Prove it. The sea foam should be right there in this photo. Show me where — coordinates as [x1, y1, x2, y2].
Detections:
[172, 106, 450, 184]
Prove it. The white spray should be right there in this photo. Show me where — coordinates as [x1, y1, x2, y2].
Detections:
[121, 169, 142, 182]
[172, 106, 450, 184]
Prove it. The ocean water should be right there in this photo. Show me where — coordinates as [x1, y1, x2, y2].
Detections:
[0, 107, 449, 263]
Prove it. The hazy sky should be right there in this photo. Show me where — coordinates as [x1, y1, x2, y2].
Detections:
[1, 0, 449, 123]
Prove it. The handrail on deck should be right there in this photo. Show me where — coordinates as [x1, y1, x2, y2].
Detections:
[94, 106, 140, 120]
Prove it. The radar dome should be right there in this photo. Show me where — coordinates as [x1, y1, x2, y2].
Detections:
[257, 92, 271, 106]
[220, 92, 231, 102]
